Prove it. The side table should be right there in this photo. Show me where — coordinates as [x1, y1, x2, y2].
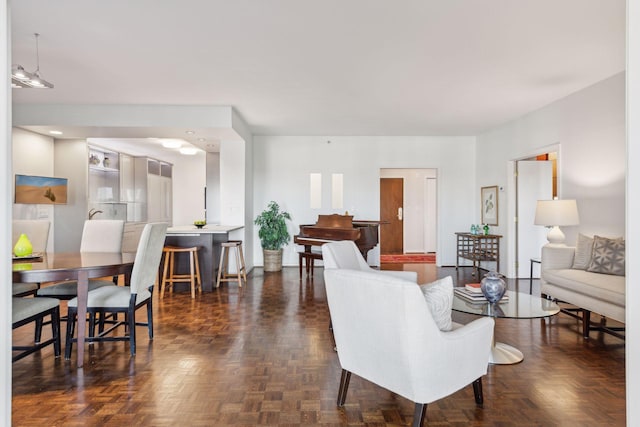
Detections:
[529, 257, 541, 294]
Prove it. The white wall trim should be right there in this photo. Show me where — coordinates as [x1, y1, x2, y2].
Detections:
[626, 1, 639, 425]
[2, 1, 12, 424]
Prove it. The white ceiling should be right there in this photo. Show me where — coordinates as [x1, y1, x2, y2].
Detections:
[10, 0, 625, 139]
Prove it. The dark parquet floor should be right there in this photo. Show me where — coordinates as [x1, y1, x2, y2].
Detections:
[12, 264, 625, 426]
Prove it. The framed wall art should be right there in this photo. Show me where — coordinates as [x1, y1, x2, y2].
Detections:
[15, 174, 68, 205]
[481, 185, 498, 225]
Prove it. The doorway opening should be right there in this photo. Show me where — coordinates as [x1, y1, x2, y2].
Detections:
[379, 169, 437, 263]
[513, 150, 558, 279]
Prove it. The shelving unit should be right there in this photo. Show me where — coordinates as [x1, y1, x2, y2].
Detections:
[88, 146, 120, 202]
[455, 232, 502, 275]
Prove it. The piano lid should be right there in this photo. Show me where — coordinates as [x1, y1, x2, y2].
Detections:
[315, 214, 354, 229]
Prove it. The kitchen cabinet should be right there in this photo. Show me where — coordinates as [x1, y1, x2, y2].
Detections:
[88, 146, 119, 202]
[134, 157, 173, 224]
[87, 145, 126, 221]
[54, 141, 172, 251]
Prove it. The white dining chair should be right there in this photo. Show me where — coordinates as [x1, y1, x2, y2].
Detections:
[37, 220, 125, 299]
[65, 223, 168, 357]
[12, 297, 61, 362]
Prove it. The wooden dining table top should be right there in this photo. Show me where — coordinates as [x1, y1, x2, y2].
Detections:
[12, 252, 136, 282]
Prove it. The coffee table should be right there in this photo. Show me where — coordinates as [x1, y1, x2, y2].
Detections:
[452, 290, 560, 365]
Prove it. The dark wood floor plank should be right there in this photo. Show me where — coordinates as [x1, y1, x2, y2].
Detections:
[12, 265, 625, 426]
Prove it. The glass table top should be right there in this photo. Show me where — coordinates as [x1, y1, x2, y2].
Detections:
[452, 290, 560, 319]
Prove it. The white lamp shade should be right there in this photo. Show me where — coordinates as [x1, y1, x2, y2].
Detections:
[534, 199, 580, 227]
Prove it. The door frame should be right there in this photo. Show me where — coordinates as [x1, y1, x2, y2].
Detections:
[379, 168, 438, 258]
[507, 143, 561, 278]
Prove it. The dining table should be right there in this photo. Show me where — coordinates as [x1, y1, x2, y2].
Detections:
[12, 252, 136, 368]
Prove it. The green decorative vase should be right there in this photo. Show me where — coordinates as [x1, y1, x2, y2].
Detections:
[14, 233, 33, 257]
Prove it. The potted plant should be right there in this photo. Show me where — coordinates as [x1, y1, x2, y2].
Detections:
[254, 201, 291, 272]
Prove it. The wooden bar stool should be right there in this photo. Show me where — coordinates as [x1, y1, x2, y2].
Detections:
[161, 246, 202, 298]
[216, 240, 247, 288]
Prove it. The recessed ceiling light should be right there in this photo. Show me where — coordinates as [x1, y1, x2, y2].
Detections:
[49, 130, 63, 135]
[161, 139, 182, 149]
[179, 147, 198, 155]
[197, 138, 206, 142]
[185, 130, 195, 135]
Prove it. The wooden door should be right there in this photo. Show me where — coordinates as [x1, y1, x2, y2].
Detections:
[380, 178, 403, 254]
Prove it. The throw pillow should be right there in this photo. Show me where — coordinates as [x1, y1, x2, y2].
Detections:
[587, 236, 625, 276]
[418, 276, 453, 331]
[572, 233, 594, 270]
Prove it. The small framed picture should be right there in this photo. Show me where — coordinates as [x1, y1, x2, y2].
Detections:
[481, 186, 498, 226]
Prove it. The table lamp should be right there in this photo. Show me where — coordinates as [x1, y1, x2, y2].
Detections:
[534, 199, 580, 245]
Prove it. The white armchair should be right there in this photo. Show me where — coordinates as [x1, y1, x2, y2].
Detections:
[324, 268, 494, 427]
[321, 240, 418, 282]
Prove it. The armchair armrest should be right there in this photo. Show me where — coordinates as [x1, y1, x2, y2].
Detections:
[541, 244, 575, 271]
[412, 317, 494, 400]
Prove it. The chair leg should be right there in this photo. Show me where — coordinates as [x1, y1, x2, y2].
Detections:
[194, 250, 202, 293]
[298, 253, 303, 278]
[161, 250, 170, 298]
[147, 289, 154, 339]
[65, 310, 76, 359]
[412, 403, 427, 427]
[52, 306, 61, 357]
[189, 251, 196, 298]
[473, 378, 484, 406]
[216, 246, 226, 288]
[34, 317, 43, 344]
[89, 312, 97, 337]
[98, 311, 106, 334]
[337, 369, 351, 406]
[169, 252, 176, 294]
[238, 244, 247, 284]
[234, 248, 242, 288]
[129, 309, 137, 356]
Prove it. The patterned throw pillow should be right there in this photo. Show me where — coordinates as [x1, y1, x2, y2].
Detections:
[587, 236, 625, 276]
[572, 233, 594, 270]
[419, 276, 453, 331]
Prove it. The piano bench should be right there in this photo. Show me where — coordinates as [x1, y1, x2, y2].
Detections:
[299, 250, 323, 277]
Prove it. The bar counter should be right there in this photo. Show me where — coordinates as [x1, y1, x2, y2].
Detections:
[165, 225, 244, 291]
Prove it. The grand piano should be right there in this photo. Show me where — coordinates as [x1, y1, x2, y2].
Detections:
[293, 214, 381, 276]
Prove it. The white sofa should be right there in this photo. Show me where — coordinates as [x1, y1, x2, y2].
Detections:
[540, 244, 625, 338]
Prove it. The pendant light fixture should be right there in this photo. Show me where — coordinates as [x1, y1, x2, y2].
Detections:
[11, 33, 54, 89]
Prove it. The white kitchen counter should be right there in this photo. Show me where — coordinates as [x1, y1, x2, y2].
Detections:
[166, 225, 244, 234]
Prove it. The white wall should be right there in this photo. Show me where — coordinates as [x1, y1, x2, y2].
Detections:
[477, 72, 626, 277]
[11, 128, 55, 251]
[220, 139, 246, 232]
[163, 151, 206, 226]
[206, 152, 221, 224]
[232, 110, 255, 270]
[626, 1, 639, 424]
[253, 136, 476, 267]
